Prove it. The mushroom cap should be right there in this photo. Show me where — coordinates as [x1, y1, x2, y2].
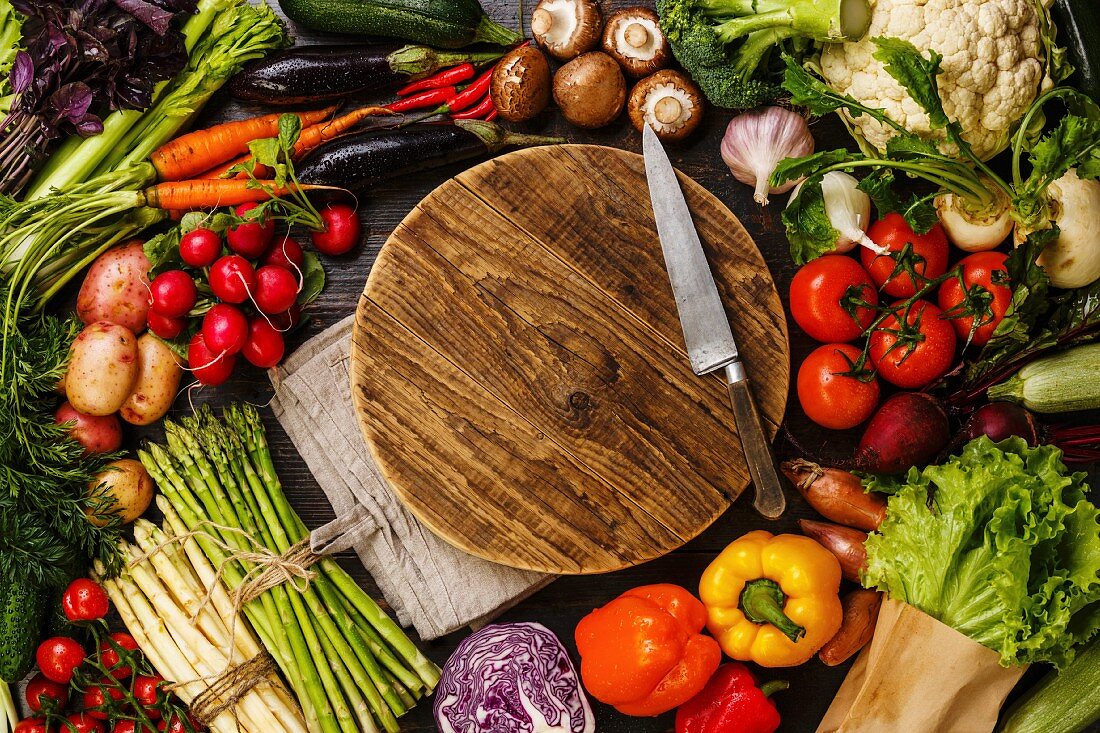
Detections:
[491, 45, 552, 123]
[602, 7, 670, 78]
[531, 0, 602, 61]
[627, 69, 704, 142]
[553, 51, 627, 129]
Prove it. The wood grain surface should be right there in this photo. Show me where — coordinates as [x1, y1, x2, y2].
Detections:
[97, 1, 1081, 730]
[350, 145, 788, 574]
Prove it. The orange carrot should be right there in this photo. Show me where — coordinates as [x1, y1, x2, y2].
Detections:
[142, 179, 339, 210]
[151, 106, 338, 182]
[199, 106, 391, 180]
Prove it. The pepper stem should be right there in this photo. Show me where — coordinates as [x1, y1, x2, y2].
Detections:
[760, 680, 789, 698]
[739, 578, 806, 643]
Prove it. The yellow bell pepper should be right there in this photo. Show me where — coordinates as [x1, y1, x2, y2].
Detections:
[699, 530, 843, 667]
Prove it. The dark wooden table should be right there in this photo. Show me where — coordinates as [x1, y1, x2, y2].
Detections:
[136, 2, 1057, 730]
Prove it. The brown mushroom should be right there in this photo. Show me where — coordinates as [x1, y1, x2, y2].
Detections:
[627, 69, 705, 142]
[491, 45, 551, 122]
[531, 0, 602, 61]
[553, 51, 627, 129]
[601, 7, 670, 78]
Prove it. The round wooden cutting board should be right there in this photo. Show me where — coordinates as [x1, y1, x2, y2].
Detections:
[351, 144, 789, 574]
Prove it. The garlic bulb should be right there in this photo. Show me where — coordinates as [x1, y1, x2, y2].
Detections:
[720, 106, 814, 205]
[789, 172, 884, 254]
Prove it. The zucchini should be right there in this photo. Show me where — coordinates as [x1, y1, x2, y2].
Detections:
[1051, 0, 1100, 101]
[999, 638, 1100, 733]
[0, 574, 45, 683]
[987, 343, 1100, 413]
[276, 0, 522, 49]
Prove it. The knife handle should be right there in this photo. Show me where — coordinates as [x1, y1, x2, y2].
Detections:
[727, 377, 786, 519]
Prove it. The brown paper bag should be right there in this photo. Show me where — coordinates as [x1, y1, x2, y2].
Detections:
[816, 599, 1026, 733]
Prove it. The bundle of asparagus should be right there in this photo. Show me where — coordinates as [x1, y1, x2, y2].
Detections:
[137, 404, 440, 733]
[96, 517, 306, 733]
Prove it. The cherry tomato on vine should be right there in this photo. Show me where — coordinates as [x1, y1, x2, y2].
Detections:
[14, 718, 49, 733]
[98, 632, 139, 679]
[869, 299, 957, 389]
[112, 721, 158, 733]
[134, 674, 166, 717]
[62, 577, 110, 621]
[68, 711, 107, 733]
[158, 712, 202, 733]
[36, 636, 86, 683]
[790, 255, 878, 342]
[25, 673, 68, 712]
[84, 682, 127, 719]
[937, 251, 1011, 347]
[797, 343, 881, 430]
[861, 213, 949, 298]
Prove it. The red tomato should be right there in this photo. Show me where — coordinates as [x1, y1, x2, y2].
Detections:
[62, 578, 110, 621]
[869, 300, 957, 388]
[25, 672, 68, 712]
[796, 344, 881, 430]
[36, 636, 87, 683]
[14, 718, 49, 733]
[84, 682, 127, 719]
[790, 255, 878, 343]
[133, 675, 165, 717]
[157, 712, 202, 733]
[112, 722, 157, 733]
[98, 632, 139, 679]
[937, 251, 1011, 346]
[67, 712, 107, 733]
[862, 213, 949, 298]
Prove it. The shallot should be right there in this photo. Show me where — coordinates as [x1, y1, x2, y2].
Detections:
[720, 106, 813, 205]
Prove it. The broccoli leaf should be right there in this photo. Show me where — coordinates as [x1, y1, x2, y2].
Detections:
[781, 175, 840, 265]
[864, 436, 1100, 669]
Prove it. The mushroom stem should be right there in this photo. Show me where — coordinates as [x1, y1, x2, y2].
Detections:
[654, 97, 683, 125]
[624, 22, 650, 48]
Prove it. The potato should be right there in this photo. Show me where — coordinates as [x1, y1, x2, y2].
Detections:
[66, 321, 139, 416]
[76, 240, 151, 333]
[55, 401, 123, 454]
[87, 458, 153, 526]
[120, 334, 183, 425]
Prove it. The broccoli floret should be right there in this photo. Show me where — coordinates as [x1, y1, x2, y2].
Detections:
[657, 0, 870, 109]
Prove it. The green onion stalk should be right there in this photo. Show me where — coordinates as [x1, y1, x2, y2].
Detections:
[1, 680, 16, 733]
[138, 405, 440, 733]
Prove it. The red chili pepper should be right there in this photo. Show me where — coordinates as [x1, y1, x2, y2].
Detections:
[450, 93, 495, 120]
[445, 66, 495, 113]
[396, 63, 476, 97]
[385, 86, 457, 113]
[484, 107, 499, 121]
[674, 663, 787, 733]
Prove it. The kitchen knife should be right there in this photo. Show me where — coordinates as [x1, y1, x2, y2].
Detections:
[641, 124, 786, 519]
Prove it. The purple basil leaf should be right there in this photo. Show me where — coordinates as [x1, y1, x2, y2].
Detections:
[76, 117, 105, 136]
[10, 52, 33, 94]
[111, 0, 174, 35]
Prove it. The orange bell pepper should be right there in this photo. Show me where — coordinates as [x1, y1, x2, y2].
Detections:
[574, 584, 721, 717]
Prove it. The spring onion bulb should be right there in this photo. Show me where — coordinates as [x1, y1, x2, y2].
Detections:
[720, 106, 814, 205]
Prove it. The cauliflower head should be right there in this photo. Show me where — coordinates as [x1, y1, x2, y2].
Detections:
[820, 0, 1049, 160]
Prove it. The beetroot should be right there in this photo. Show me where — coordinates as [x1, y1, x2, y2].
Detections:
[855, 392, 950, 474]
[958, 402, 1039, 445]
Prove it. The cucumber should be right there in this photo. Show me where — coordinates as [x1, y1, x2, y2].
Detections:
[0, 575, 46, 683]
[276, 0, 522, 49]
[999, 638, 1100, 733]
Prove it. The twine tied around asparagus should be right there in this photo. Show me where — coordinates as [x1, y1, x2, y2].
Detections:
[184, 652, 278, 727]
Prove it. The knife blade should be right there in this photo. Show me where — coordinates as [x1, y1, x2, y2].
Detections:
[642, 124, 786, 518]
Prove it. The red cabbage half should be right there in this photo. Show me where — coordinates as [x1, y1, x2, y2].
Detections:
[434, 622, 595, 733]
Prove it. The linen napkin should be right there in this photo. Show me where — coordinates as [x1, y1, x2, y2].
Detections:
[269, 314, 552, 640]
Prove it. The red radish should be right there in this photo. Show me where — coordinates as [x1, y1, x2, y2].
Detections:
[799, 519, 868, 583]
[242, 318, 285, 368]
[146, 310, 187, 339]
[263, 236, 305, 273]
[148, 270, 197, 318]
[209, 255, 256, 304]
[178, 228, 222, 267]
[780, 460, 886, 531]
[54, 402, 123, 454]
[187, 332, 237, 386]
[310, 204, 361, 255]
[253, 266, 299, 314]
[855, 392, 950, 474]
[269, 304, 302, 331]
[226, 202, 275, 258]
[958, 402, 1040, 446]
[201, 304, 249, 355]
